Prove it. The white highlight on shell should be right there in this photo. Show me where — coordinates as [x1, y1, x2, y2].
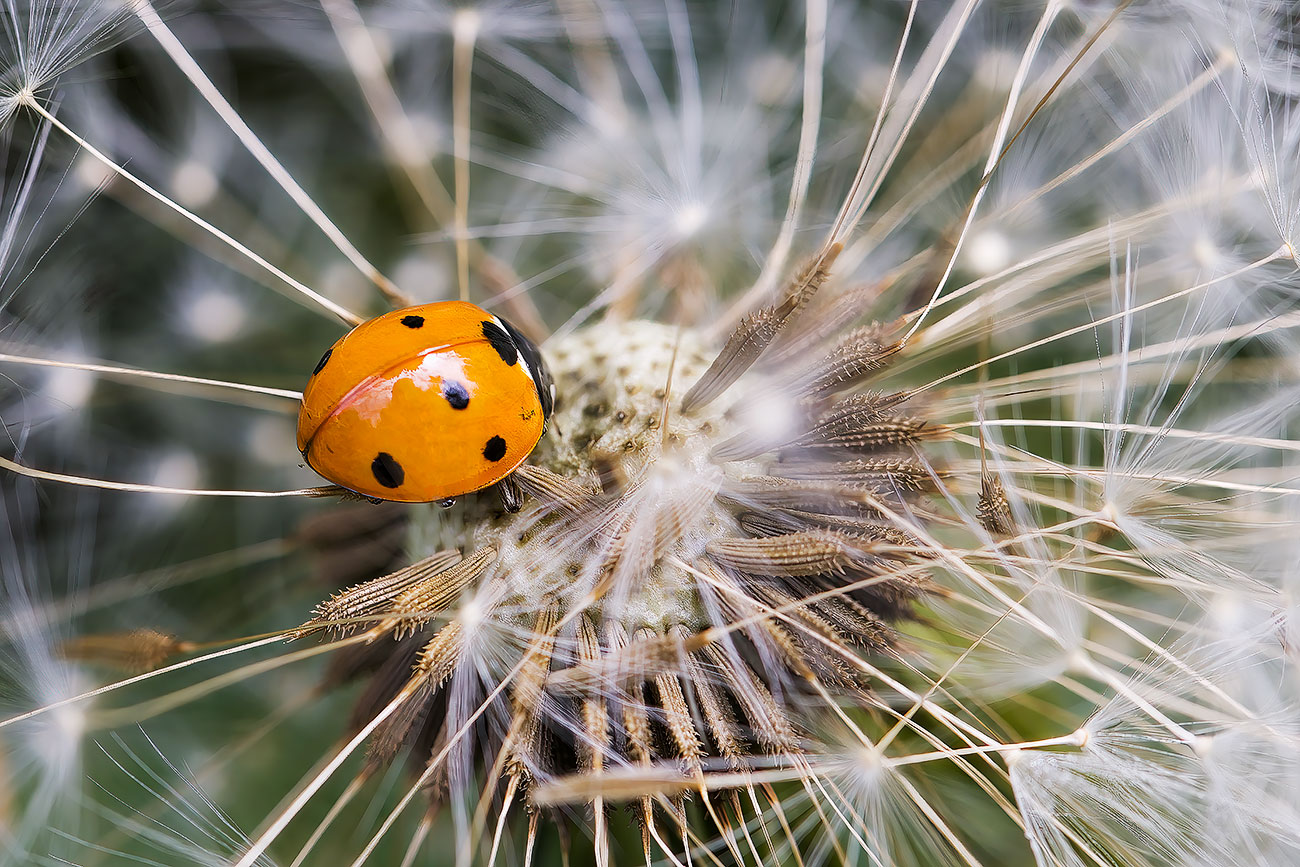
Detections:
[491, 315, 534, 385]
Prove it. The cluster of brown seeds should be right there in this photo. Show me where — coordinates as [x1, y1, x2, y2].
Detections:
[58, 246, 1019, 862]
[287, 245, 974, 859]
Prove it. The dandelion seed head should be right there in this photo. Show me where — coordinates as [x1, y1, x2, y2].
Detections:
[10, 1, 1300, 864]
[170, 160, 219, 210]
[30, 693, 84, 768]
[405, 112, 442, 156]
[317, 259, 374, 312]
[148, 449, 200, 494]
[672, 201, 708, 239]
[963, 229, 1013, 275]
[436, 320, 746, 620]
[732, 386, 800, 449]
[747, 52, 798, 106]
[305, 267, 950, 844]
[531, 320, 722, 477]
[391, 252, 451, 303]
[0, 1, 136, 113]
[245, 416, 294, 467]
[178, 288, 247, 345]
[40, 361, 94, 411]
[452, 8, 481, 43]
[1190, 233, 1226, 269]
[73, 152, 114, 192]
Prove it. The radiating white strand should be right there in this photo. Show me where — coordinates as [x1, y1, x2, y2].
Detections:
[232, 684, 416, 867]
[900, 0, 1063, 345]
[911, 248, 1288, 395]
[452, 8, 478, 303]
[828, 0, 980, 247]
[0, 454, 324, 498]
[721, 0, 826, 323]
[19, 96, 363, 326]
[0, 94, 51, 281]
[0, 352, 301, 403]
[0, 634, 284, 732]
[132, 0, 403, 306]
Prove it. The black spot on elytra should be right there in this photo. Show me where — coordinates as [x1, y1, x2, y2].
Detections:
[482, 435, 507, 462]
[481, 320, 518, 366]
[312, 348, 332, 375]
[498, 316, 555, 419]
[401, 314, 425, 329]
[443, 380, 470, 410]
[371, 452, 404, 488]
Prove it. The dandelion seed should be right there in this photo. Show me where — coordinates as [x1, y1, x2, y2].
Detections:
[38, 353, 94, 411]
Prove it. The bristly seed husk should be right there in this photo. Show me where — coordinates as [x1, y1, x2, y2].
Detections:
[73, 249, 989, 861]
[303, 251, 959, 837]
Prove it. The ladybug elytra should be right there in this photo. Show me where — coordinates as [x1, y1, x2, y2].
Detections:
[296, 301, 554, 504]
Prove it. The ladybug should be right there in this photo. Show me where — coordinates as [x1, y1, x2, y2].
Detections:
[296, 301, 554, 505]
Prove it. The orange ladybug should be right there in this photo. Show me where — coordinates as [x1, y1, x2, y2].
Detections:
[296, 301, 554, 505]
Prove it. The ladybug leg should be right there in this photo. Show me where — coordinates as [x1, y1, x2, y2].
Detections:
[498, 472, 524, 513]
